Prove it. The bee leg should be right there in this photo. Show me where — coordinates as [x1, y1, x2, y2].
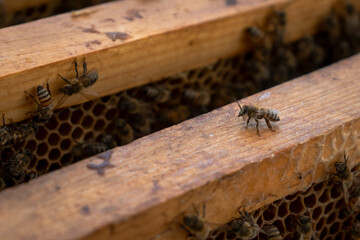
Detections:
[83, 57, 87, 75]
[264, 118, 275, 132]
[255, 119, 260, 136]
[74, 58, 79, 78]
[25, 91, 40, 105]
[58, 74, 71, 84]
[246, 117, 250, 128]
[46, 79, 51, 96]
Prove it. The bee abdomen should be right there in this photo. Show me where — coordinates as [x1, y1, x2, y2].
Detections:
[82, 72, 98, 88]
[37, 86, 52, 107]
[264, 225, 282, 240]
[264, 109, 280, 121]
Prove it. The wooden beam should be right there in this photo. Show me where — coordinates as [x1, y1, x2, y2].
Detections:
[0, 0, 357, 123]
[0, 53, 359, 240]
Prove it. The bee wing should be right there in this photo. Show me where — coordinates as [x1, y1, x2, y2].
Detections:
[78, 68, 98, 81]
[342, 182, 350, 204]
[54, 94, 69, 110]
[254, 92, 271, 104]
[80, 90, 98, 101]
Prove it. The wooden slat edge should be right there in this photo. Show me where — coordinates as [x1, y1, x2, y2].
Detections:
[0, 54, 359, 240]
[0, 0, 355, 122]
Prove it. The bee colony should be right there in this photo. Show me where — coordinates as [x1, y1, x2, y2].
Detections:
[0, 0, 359, 240]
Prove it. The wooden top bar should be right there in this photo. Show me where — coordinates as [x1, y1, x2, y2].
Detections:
[0, 0, 355, 123]
[0, 54, 359, 240]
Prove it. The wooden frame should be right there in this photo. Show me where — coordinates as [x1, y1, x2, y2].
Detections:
[0, 54, 359, 240]
[0, 0, 358, 123]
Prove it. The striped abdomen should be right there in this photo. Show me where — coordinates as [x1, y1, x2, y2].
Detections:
[37, 86, 52, 107]
[262, 108, 280, 121]
[264, 225, 282, 240]
[82, 71, 98, 88]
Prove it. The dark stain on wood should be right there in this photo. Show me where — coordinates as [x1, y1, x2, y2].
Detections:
[151, 180, 162, 193]
[105, 32, 132, 42]
[124, 9, 145, 21]
[86, 151, 114, 175]
[102, 18, 116, 23]
[80, 25, 101, 34]
[225, 0, 237, 6]
[80, 205, 91, 215]
[85, 40, 102, 49]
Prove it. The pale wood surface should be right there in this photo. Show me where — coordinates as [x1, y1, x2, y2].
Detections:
[0, 54, 359, 240]
[0, 0, 356, 123]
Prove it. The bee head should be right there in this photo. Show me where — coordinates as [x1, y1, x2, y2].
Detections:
[235, 100, 248, 117]
[298, 215, 310, 225]
[334, 154, 348, 175]
[183, 215, 203, 230]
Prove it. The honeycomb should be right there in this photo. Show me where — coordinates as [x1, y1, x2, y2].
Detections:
[208, 179, 357, 240]
[0, 1, 359, 190]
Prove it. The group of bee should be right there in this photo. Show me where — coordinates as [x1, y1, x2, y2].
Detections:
[179, 152, 360, 240]
[0, 58, 99, 187]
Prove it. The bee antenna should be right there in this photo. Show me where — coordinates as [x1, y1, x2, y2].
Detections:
[235, 99, 242, 111]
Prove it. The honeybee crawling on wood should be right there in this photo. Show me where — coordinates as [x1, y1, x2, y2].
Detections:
[25, 79, 53, 122]
[55, 58, 98, 109]
[180, 204, 210, 240]
[263, 225, 282, 240]
[229, 208, 261, 240]
[235, 92, 280, 136]
[293, 214, 319, 240]
[2, 149, 33, 180]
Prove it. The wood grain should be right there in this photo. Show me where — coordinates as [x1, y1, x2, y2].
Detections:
[0, 0, 357, 123]
[0, 54, 359, 240]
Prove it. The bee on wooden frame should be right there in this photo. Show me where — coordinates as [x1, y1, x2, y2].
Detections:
[25, 79, 54, 122]
[114, 118, 134, 145]
[235, 92, 280, 136]
[0, 114, 14, 147]
[55, 58, 98, 109]
[118, 92, 142, 114]
[2, 149, 33, 180]
[229, 208, 261, 240]
[180, 204, 210, 240]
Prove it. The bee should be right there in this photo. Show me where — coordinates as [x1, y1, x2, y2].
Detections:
[0, 114, 14, 146]
[114, 118, 134, 145]
[263, 225, 282, 240]
[266, 10, 287, 46]
[245, 26, 272, 63]
[229, 208, 260, 240]
[0, 119, 38, 148]
[183, 89, 211, 106]
[140, 85, 170, 103]
[25, 80, 53, 122]
[72, 134, 116, 159]
[181, 204, 210, 240]
[128, 113, 151, 136]
[235, 92, 280, 136]
[2, 149, 33, 180]
[56, 58, 98, 109]
[161, 105, 190, 125]
[293, 215, 319, 240]
[330, 152, 356, 205]
[351, 219, 360, 239]
[294, 36, 325, 72]
[118, 92, 141, 114]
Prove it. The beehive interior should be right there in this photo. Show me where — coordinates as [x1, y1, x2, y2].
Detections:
[208, 179, 357, 240]
[0, 1, 360, 239]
